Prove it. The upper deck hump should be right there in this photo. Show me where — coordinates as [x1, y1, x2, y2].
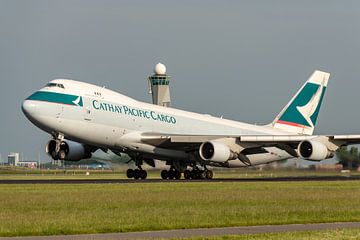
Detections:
[48, 79, 137, 104]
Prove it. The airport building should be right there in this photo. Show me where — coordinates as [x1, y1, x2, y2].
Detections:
[7, 152, 20, 166]
[7, 152, 39, 168]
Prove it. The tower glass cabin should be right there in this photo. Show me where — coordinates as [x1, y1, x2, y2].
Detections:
[148, 74, 172, 107]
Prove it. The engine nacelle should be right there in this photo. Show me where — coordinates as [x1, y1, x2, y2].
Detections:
[199, 141, 236, 163]
[46, 139, 91, 161]
[297, 140, 331, 161]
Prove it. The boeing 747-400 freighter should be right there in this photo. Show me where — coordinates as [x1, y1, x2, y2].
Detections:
[22, 69, 360, 179]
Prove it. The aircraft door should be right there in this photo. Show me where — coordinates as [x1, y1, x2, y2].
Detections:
[84, 106, 92, 121]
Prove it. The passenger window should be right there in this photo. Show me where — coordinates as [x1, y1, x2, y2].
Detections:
[94, 92, 102, 97]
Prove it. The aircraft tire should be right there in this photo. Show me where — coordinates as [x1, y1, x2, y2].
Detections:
[168, 170, 175, 180]
[134, 169, 140, 180]
[126, 169, 134, 178]
[205, 170, 213, 179]
[190, 170, 196, 179]
[200, 170, 206, 179]
[174, 170, 181, 180]
[192, 170, 202, 179]
[140, 170, 147, 180]
[184, 170, 191, 179]
[161, 170, 168, 180]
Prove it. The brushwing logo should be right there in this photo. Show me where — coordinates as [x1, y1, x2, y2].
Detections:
[72, 96, 83, 107]
[278, 82, 326, 128]
[296, 80, 324, 128]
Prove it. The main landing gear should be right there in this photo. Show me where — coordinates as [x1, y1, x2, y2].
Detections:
[160, 168, 214, 180]
[183, 169, 213, 180]
[126, 155, 148, 180]
[160, 168, 181, 180]
[126, 168, 147, 180]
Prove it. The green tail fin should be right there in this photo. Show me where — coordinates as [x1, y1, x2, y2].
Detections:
[272, 70, 330, 135]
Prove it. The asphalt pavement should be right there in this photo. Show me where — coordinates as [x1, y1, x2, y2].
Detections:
[1, 222, 360, 240]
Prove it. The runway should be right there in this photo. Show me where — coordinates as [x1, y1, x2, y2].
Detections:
[0, 175, 360, 184]
[1, 222, 359, 239]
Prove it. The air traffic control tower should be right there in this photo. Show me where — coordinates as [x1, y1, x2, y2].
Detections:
[148, 63, 171, 107]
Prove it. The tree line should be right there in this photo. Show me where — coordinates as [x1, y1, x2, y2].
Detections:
[336, 146, 360, 169]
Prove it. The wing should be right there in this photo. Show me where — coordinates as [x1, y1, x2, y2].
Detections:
[139, 132, 360, 157]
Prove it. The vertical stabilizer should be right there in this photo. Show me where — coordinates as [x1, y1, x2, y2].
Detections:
[271, 70, 330, 135]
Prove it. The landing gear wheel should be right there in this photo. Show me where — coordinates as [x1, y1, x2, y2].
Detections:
[184, 170, 191, 180]
[161, 170, 168, 180]
[191, 169, 201, 179]
[134, 169, 140, 180]
[199, 170, 206, 179]
[126, 169, 134, 178]
[168, 170, 174, 180]
[190, 170, 196, 179]
[205, 170, 213, 179]
[140, 170, 147, 180]
[174, 170, 181, 180]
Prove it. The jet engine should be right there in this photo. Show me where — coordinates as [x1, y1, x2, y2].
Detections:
[46, 139, 91, 161]
[199, 141, 237, 163]
[297, 140, 332, 161]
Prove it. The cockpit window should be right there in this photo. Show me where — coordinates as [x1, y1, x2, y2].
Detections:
[46, 83, 65, 89]
[46, 83, 57, 87]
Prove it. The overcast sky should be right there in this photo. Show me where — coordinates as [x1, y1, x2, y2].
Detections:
[0, 0, 360, 161]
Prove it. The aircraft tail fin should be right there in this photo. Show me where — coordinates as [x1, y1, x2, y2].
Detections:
[271, 70, 330, 135]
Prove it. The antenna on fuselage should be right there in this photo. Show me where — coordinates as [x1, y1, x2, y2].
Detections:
[148, 63, 171, 107]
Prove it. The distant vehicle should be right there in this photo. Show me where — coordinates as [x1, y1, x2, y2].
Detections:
[22, 69, 360, 180]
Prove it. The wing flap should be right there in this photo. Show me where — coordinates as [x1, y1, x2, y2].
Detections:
[330, 135, 360, 145]
[170, 135, 233, 143]
[332, 135, 360, 140]
[239, 135, 314, 142]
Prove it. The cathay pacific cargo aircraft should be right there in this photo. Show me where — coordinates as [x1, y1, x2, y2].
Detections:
[22, 70, 360, 180]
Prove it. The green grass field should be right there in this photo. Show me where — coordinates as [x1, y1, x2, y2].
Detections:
[0, 181, 360, 237]
[178, 228, 360, 240]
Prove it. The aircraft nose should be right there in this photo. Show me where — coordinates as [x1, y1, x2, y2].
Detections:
[21, 100, 38, 116]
